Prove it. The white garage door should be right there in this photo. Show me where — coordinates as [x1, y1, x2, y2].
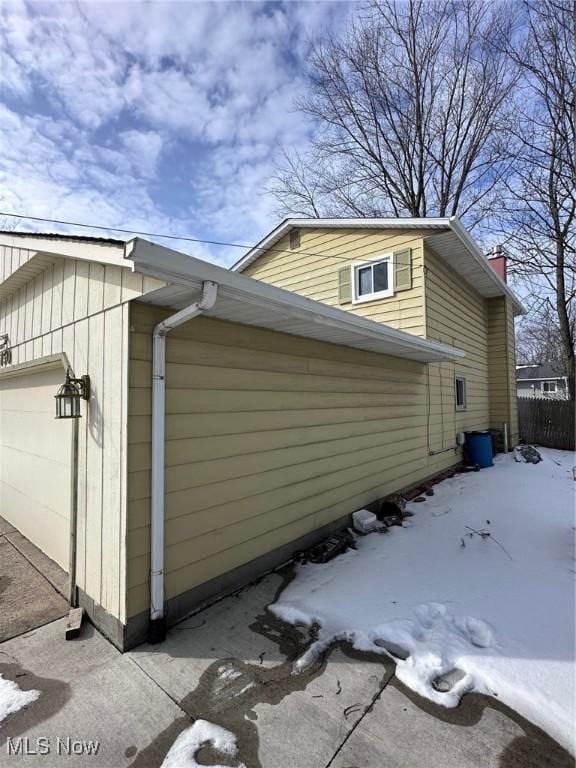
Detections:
[0, 366, 71, 571]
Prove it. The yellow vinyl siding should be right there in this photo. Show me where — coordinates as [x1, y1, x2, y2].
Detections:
[242, 228, 428, 336]
[423, 245, 490, 441]
[126, 302, 461, 618]
[487, 297, 518, 443]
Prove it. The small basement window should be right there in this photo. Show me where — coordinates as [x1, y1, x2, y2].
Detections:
[455, 376, 467, 411]
[352, 255, 393, 303]
[543, 381, 557, 393]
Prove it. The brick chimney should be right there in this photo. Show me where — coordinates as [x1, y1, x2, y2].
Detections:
[488, 245, 507, 283]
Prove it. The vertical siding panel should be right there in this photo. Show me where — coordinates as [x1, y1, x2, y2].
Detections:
[88, 262, 105, 316]
[51, 327, 63, 357]
[32, 273, 43, 342]
[41, 333, 52, 357]
[103, 265, 122, 309]
[0, 252, 143, 627]
[24, 282, 34, 342]
[101, 304, 124, 616]
[118, 302, 129, 623]
[3, 295, 12, 345]
[61, 259, 76, 328]
[41, 265, 53, 335]
[9, 295, 15, 345]
[62, 325, 75, 374]
[73, 317, 90, 597]
[83, 312, 105, 604]
[0, 296, 5, 342]
[74, 260, 90, 321]
[51, 261, 64, 331]
[16, 287, 26, 346]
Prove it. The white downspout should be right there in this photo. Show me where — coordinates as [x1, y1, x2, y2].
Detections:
[148, 280, 218, 643]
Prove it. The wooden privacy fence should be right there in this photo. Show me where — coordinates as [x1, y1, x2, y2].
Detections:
[518, 397, 575, 450]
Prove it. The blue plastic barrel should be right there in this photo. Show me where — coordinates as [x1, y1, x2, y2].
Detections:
[465, 431, 494, 468]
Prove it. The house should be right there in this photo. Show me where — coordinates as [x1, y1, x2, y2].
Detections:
[516, 362, 570, 399]
[0, 218, 522, 650]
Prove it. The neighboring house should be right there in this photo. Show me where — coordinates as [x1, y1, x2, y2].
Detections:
[516, 363, 570, 399]
[0, 219, 522, 650]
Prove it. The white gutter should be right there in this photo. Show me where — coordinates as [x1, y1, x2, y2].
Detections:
[148, 280, 218, 643]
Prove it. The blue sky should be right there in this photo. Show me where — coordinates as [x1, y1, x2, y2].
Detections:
[0, 1, 350, 265]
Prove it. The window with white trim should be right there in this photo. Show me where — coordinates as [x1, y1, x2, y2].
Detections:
[455, 376, 467, 411]
[542, 380, 557, 393]
[352, 255, 393, 303]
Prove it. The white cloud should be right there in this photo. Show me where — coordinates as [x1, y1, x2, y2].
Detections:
[0, 0, 350, 264]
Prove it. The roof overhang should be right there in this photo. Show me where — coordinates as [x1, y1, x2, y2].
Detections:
[232, 216, 525, 316]
[0, 233, 132, 302]
[128, 238, 464, 363]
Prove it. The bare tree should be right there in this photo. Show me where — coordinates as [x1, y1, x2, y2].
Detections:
[271, 0, 519, 228]
[497, 0, 575, 399]
[516, 304, 574, 365]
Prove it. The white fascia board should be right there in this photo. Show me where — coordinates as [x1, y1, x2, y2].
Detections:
[231, 217, 451, 272]
[129, 238, 464, 363]
[447, 217, 526, 315]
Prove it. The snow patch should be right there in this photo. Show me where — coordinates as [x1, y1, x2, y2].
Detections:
[161, 719, 245, 768]
[271, 449, 576, 754]
[0, 674, 39, 723]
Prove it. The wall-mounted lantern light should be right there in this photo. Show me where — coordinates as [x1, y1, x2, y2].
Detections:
[55, 369, 90, 419]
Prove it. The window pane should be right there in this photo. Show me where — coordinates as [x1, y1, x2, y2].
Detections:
[456, 378, 466, 407]
[373, 262, 389, 292]
[358, 266, 373, 295]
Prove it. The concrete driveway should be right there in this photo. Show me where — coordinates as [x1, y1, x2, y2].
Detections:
[0, 516, 68, 643]
[0, 568, 572, 767]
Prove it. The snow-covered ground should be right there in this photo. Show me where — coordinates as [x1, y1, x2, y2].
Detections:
[272, 449, 575, 754]
[161, 719, 245, 768]
[0, 674, 39, 723]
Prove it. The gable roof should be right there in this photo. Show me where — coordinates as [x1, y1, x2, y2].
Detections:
[231, 216, 525, 315]
[129, 238, 464, 363]
[516, 362, 567, 381]
[0, 231, 464, 364]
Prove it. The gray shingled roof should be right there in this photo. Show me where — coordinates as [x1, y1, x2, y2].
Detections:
[0, 230, 126, 246]
[516, 362, 567, 380]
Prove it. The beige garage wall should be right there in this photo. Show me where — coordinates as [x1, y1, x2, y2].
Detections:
[0, 365, 71, 569]
[126, 302, 474, 619]
[0, 247, 164, 624]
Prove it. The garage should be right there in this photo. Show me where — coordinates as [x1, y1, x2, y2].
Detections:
[0, 363, 72, 572]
